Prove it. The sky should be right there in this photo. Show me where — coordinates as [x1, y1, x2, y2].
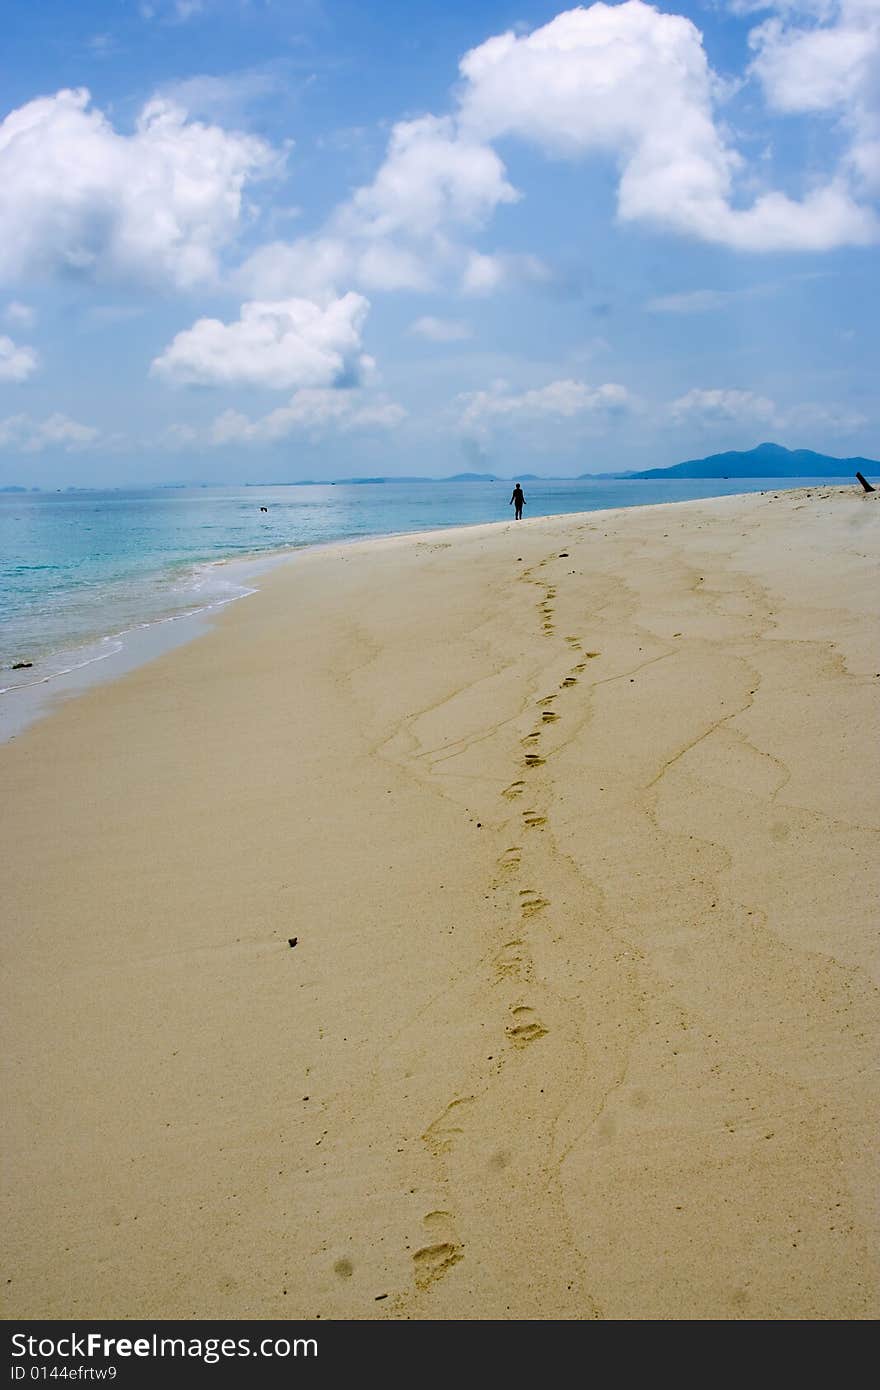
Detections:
[0, 0, 878, 485]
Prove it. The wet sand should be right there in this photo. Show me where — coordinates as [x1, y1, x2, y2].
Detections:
[2, 485, 878, 1320]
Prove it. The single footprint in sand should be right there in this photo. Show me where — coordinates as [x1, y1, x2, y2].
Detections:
[412, 1211, 463, 1290]
[566, 636, 580, 646]
[522, 812, 547, 828]
[522, 731, 542, 746]
[497, 846, 521, 870]
[494, 938, 526, 979]
[502, 779, 526, 800]
[573, 662, 588, 672]
[422, 1097, 476, 1156]
[536, 695, 556, 708]
[524, 753, 545, 767]
[584, 651, 601, 659]
[561, 676, 578, 687]
[520, 893, 550, 918]
[541, 712, 559, 723]
[506, 1005, 548, 1048]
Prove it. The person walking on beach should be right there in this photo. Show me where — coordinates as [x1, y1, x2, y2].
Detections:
[510, 483, 525, 520]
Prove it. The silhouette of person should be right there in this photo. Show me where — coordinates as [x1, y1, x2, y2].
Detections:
[510, 483, 525, 520]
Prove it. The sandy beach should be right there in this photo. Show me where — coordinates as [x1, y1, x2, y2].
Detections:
[2, 485, 878, 1321]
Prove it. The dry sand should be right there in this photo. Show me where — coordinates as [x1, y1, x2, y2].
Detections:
[2, 485, 878, 1321]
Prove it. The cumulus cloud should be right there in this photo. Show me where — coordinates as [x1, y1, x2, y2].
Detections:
[0, 336, 39, 382]
[166, 389, 406, 447]
[238, 115, 520, 300]
[0, 88, 278, 289]
[151, 294, 371, 389]
[747, 0, 880, 195]
[668, 382, 868, 433]
[669, 388, 777, 425]
[461, 250, 550, 295]
[409, 316, 472, 341]
[0, 412, 99, 451]
[236, 1, 880, 304]
[455, 1, 877, 250]
[338, 115, 517, 241]
[459, 377, 632, 436]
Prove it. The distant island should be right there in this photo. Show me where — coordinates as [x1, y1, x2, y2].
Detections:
[595, 441, 879, 481]
[4, 442, 877, 494]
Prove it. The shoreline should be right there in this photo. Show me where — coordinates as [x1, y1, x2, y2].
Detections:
[2, 484, 878, 1319]
[0, 480, 849, 743]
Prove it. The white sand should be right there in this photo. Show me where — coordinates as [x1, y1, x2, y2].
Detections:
[2, 485, 878, 1319]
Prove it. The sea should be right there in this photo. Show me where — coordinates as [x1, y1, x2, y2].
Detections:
[0, 476, 840, 738]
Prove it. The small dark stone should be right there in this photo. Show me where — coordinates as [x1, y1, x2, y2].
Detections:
[375, 1294, 388, 1300]
[558, 552, 569, 557]
[288, 937, 298, 948]
[12, 661, 33, 670]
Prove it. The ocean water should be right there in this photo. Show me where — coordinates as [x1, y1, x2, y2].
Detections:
[0, 477, 838, 734]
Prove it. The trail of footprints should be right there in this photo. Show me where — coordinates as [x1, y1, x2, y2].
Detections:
[412, 549, 601, 1295]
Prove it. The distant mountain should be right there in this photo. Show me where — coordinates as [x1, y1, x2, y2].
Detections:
[445, 472, 500, 482]
[599, 442, 879, 480]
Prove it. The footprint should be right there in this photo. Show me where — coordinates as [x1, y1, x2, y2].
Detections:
[502, 780, 526, 800]
[521, 731, 542, 745]
[561, 677, 578, 687]
[573, 663, 588, 672]
[422, 1097, 476, 1156]
[536, 696, 556, 708]
[412, 1212, 463, 1289]
[584, 651, 601, 659]
[506, 1005, 548, 1048]
[524, 753, 545, 767]
[566, 636, 580, 646]
[541, 712, 559, 723]
[497, 846, 521, 870]
[494, 938, 525, 979]
[522, 813, 547, 828]
[520, 892, 550, 918]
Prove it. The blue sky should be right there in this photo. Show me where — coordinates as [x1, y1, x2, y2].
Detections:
[1, 0, 877, 484]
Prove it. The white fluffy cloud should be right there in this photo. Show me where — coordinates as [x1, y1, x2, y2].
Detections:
[455, 1, 877, 250]
[0, 88, 277, 288]
[669, 388, 778, 425]
[0, 336, 39, 382]
[409, 316, 472, 341]
[170, 390, 406, 447]
[151, 294, 371, 389]
[339, 115, 517, 242]
[666, 385, 867, 433]
[238, 115, 520, 300]
[460, 378, 632, 435]
[236, 2, 880, 307]
[0, 412, 99, 451]
[747, 0, 880, 194]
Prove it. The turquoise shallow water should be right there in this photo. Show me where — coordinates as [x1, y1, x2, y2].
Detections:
[0, 476, 836, 708]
